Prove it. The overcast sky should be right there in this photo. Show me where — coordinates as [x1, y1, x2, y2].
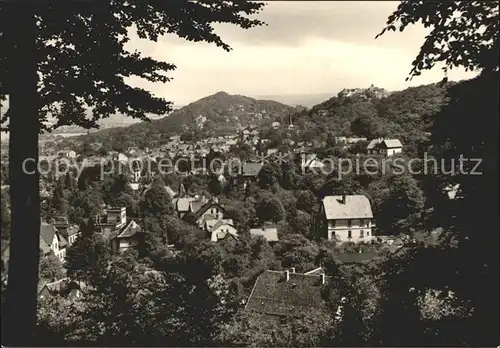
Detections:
[127, 1, 477, 106]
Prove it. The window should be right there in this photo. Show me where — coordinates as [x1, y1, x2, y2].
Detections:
[367, 231, 370, 236]
[360, 230, 364, 238]
[348, 230, 352, 239]
[347, 219, 352, 227]
[365, 219, 370, 227]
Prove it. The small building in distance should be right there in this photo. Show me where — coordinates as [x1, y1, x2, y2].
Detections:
[250, 225, 279, 243]
[366, 138, 402, 157]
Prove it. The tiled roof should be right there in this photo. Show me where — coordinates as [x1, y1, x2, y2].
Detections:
[250, 227, 279, 242]
[189, 198, 209, 215]
[245, 270, 329, 317]
[40, 223, 56, 246]
[57, 233, 68, 248]
[192, 199, 223, 219]
[39, 236, 52, 255]
[210, 219, 235, 232]
[322, 195, 373, 220]
[117, 220, 142, 238]
[382, 139, 402, 148]
[207, 219, 234, 232]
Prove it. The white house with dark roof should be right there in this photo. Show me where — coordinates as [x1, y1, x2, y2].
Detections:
[113, 220, 145, 251]
[366, 138, 402, 156]
[208, 220, 238, 242]
[40, 223, 67, 261]
[319, 194, 374, 243]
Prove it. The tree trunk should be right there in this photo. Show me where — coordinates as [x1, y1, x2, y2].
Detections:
[2, 5, 40, 346]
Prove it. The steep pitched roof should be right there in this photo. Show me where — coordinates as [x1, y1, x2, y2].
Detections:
[382, 139, 402, 148]
[245, 270, 330, 317]
[40, 223, 56, 246]
[39, 236, 52, 255]
[250, 227, 279, 242]
[117, 220, 142, 238]
[57, 233, 68, 249]
[189, 198, 210, 215]
[367, 138, 402, 150]
[322, 195, 373, 220]
[209, 219, 235, 232]
[192, 199, 223, 219]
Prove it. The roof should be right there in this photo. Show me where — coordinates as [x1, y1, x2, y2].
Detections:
[189, 198, 210, 215]
[242, 163, 263, 176]
[322, 195, 373, 220]
[39, 236, 52, 255]
[245, 270, 329, 317]
[38, 278, 86, 296]
[117, 220, 142, 238]
[57, 233, 68, 248]
[192, 199, 223, 219]
[209, 219, 235, 232]
[215, 229, 238, 241]
[175, 197, 195, 212]
[366, 138, 402, 150]
[250, 227, 279, 242]
[304, 267, 324, 275]
[40, 223, 57, 246]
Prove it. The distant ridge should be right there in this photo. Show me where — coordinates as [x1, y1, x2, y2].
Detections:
[79, 91, 294, 148]
[251, 93, 336, 108]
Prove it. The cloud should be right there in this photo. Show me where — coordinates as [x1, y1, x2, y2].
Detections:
[72, 2, 487, 106]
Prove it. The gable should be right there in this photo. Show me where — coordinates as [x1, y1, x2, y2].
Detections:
[40, 224, 57, 246]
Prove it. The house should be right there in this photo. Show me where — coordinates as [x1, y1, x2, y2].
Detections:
[208, 219, 238, 242]
[245, 268, 330, 319]
[186, 196, 224, 227]
[319, 194, 374, 243]
[38, 278, 86, 300]
[57, 150, 76, 158]
[111, 220, 145, 251]
[250, 226, 279, 243]
[366, 138, 402, 156]
[52, 218, 80, 246]
[40, 223, 67, 261]
[93, 206, 128, 233]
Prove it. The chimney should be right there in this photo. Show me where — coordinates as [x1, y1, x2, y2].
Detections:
[285, 270, 290, 282]
[321, 273, 326, 285]
[290, 267, 296, 274]
[341, 193, 346, 204]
